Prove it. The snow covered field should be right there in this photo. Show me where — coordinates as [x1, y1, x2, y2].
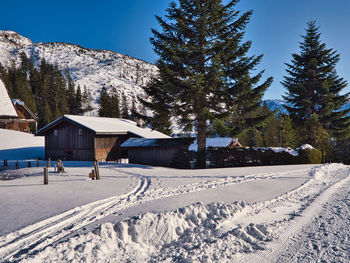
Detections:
[1, 162, 349, 262]
[0, 129, 350, 262]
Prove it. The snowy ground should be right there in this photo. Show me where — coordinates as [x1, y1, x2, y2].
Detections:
[0, 129, 350, 262]
[0, 162, 349, 262]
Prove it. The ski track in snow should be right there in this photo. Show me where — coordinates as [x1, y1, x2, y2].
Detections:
[0, 164, 349, 262]
[275, 177, 350, 262]
[241, 165, 350, 263]
[0, 167, 308, 262]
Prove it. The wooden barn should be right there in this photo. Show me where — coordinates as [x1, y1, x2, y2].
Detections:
[121, 137, 195, 167]
[36, 115, 170, 161]
[0, 79, 37, 133]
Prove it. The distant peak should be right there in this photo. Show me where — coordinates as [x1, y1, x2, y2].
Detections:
[0, 30, 32, 46]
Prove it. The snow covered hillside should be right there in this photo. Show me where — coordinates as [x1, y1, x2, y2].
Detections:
[0, 30, 158, 113]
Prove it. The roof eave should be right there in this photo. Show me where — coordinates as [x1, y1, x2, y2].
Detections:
[95, 131, 128, 135]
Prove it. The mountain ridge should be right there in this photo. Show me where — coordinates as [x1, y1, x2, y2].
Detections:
[2, 30, 349, 118]
[0, 30, 158, 114]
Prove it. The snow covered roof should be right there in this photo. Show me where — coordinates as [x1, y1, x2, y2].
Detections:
[36, 115, 170, 138]
[258, 147, 299, 156]
[121, 137, 195, 148]
[0, 78, 18, 118]
[297, 144, 315, 150]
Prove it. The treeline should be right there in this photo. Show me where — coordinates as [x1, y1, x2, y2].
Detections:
[98, 86, 143, 122]
[0, 52, 92, 129]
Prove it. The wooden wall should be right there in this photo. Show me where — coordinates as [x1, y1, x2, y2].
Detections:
[95, 134, 134, 161]
[128, 146, 182, 167]
[45, 121, 94, 161]
[0, 120, 32, 133]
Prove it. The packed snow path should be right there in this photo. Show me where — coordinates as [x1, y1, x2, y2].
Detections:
[0, 163, 349, 262]
[275, 176, 350, 262]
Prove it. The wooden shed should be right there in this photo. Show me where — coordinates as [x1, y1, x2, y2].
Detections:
[121, 138, 195, 167]
[36, 115, 170, 161]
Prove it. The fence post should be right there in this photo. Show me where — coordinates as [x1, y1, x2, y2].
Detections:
[43, 167, 48, 185]
[93, 161, 100, 180]
[16, 161, 19, 169]
[28, 161, 31, 168]
[36, 159, 39, 167]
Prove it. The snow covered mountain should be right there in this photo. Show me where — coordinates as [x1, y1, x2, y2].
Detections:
[263, 99, 289, 114]
[0, 30, 158, 114]
[1, 31, 349, 118]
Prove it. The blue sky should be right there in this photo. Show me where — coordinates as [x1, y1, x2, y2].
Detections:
[1, 0, 349, 99]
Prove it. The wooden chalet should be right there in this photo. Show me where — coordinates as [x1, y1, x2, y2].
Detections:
[0, 79, 37, 133]
[36, 115, 170, 161]
[121, 137, 195, 167]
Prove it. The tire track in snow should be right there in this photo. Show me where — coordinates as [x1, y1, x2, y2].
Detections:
[0, 175, 149, 262]
[0, 167, 311, 262]
[243, 166, 350, 263]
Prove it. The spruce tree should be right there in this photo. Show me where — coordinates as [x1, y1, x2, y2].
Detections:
[66, 70, 77, 114]
[75, 85, 83, 115]
[110, 87, 120, 118]
[140, 78, 173, 135]
[130, 98, 138, 121]
[149, 0, 272, 167]
[283, 21, 350, 147]
[98, 87, 111, 117]
[121, 94, 129, 119]
[82, 86, 93, 113]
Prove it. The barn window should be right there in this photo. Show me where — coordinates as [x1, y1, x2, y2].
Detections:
[78, 129, 83, 135]
[54, 129, 58, 136]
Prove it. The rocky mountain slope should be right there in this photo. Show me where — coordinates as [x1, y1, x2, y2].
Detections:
[0, 30, 158, 114]
[1, 30, 349, 117]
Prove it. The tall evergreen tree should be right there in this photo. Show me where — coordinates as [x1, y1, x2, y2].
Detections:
[282, 21, 350, 147]
[121, 94, 129, 119]
[130, 98, 138, 121]
[75, 85, 83, 115]
[82, 86, 93, 113]
[98, 87, 111, 117]
[148, 0, 272, 167]
[66, 70, 77, 114]
[110, 87, 120, 118]
[140, 78, 173, 135]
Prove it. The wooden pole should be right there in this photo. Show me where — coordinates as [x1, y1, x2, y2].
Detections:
[93, 161, 100, 180]
[16, 161, 19, 169]
[28, 161, 31, 168]
[43, 167, 48, 185]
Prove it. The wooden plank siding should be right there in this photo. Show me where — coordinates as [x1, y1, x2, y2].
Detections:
[94, 136, 119, 161]
[94, 134, 139, 161]
[45, 120, 94, 161]
[128, 146, 182, 167]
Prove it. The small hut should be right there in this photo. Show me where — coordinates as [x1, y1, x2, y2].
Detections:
[121, 137, 195, 167]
